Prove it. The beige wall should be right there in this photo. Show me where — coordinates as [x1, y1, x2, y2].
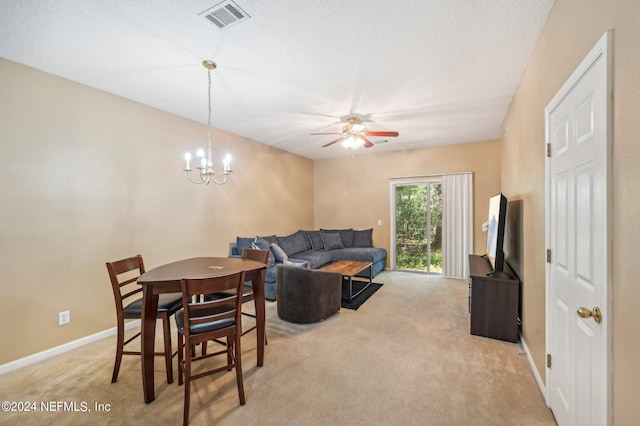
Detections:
[502, 0, 640, 422]
[314, 140, 502, 261]
[0, 59, 314, 364]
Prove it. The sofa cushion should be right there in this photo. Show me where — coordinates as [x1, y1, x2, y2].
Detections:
[331, 247, 387, 264]
[353, 228, 373, 247]
[305, 230, 325, 251]
[259, 234, 278, 245]
[290, 250, 334, 269]
[270, 243, 289, 262]
[265, 265, 277, 283]
[236, 235, 277, 255]
[321, 232, 345, 250]
[236, 236, 255, 253]
[277, 231, 309, 256]
[300, 230, 313, 251]
[321, 228, 354, 248]
[284, 258, 309, 268]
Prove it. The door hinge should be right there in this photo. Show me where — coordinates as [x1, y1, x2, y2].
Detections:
[547, 353, 552, 368]
[546, 249, 551, 263]
[546, 143, 552, 158]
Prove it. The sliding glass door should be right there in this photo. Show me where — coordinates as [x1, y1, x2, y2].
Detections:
[392, 180, 442, 273]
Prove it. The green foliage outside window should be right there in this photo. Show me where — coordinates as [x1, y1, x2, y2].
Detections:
[395, 183, 442, 273]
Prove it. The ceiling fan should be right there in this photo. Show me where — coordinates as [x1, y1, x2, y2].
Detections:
[311, 116, 399, 149]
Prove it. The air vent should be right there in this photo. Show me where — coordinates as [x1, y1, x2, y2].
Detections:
[200, 0, 250, 30]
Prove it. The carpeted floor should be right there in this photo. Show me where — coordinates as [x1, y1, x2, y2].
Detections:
[0, 271, 556, 425]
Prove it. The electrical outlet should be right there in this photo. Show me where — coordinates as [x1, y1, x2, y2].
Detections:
[58, 310, 70, 326]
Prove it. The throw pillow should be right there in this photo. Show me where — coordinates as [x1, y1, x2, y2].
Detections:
[306, 230, 325, 251]
[320, 228, 354, 247]
[353, 228, 373, 247]
[270, 243, 289, 262]
[321, 232, 345, 250]
[252, 236, 270, 251]
[284, 259, 309, 268]
[252, 237, 275, 267]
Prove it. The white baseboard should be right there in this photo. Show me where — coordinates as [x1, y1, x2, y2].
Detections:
[520, 333, 548, 405]
[0, 320, 140, 375]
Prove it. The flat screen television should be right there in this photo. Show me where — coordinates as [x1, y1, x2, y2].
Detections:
[485, 193, 511, 278]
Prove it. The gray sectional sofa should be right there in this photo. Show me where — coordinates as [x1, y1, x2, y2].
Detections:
[231, 228, 387, 301]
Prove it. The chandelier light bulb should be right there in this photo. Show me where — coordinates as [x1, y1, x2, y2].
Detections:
[223, 154, 232, 173]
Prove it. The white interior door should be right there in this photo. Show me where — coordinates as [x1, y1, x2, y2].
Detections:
[545, 32, 611, 426]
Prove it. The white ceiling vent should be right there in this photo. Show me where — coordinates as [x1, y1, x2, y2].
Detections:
[200, 1, 250, 30]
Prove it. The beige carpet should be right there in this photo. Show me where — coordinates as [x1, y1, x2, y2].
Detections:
[0, 271, 555, 425]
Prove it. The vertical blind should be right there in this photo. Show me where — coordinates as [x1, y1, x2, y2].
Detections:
[442, 173, 473, 279]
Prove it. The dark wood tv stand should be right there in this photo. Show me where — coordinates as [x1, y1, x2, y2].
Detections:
[468, 254, 520, 342]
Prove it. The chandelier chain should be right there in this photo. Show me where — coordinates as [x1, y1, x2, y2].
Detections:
[207, 67, 212, 146]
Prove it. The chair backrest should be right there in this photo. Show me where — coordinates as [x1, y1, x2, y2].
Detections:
[180, 271, 246, 337]
[106, 255, 145, 312]
[241, 248, 270, 264]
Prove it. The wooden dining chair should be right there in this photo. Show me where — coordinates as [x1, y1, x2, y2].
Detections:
[238, 248, 270, 340]
[203, 248, 269, 352]
[106, 254, 182, 384]
[176, 271, 246, 425]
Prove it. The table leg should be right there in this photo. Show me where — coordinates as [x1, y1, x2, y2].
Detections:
[342, 263, 373, 303]
[348, 276, 354, 302]
[141, 286, 159, 403]
[251, 269, 266, 367]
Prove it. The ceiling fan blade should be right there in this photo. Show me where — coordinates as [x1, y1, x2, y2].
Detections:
[311, 132, 342, 135]
[361, 137, 375, 148]
[322, 137, 343, 148]
[365, 131, 399, 137]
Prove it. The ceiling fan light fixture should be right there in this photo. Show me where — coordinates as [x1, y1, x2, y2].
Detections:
[341, 135, 364, 150]
[314, 115, 399, 151]
[351, 123, 365, 133]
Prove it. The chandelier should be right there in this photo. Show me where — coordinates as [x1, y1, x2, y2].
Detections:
[183, 60, 233, 185]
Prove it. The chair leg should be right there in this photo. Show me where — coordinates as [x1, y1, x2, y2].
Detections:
[241, 309, 267, 345]
[183, 347, 191, 426]
[177, 332, 184, 386]
[234, 333, 245, 405]
[162, 313, 174, 384]
[111, 318, 125, 383]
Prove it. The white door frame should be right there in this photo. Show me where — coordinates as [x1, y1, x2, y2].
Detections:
[544, 30, 613, 424]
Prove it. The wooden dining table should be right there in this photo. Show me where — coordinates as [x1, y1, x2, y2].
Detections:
[137, 257, 267, 404]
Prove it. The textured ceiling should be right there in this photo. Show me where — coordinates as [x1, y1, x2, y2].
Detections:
[0, 0, 555, 160]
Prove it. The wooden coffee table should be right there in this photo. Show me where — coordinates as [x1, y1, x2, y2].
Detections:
[322, 260, 373, 302]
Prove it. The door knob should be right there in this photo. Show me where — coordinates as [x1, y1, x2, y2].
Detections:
[577, 306, 602, 324]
